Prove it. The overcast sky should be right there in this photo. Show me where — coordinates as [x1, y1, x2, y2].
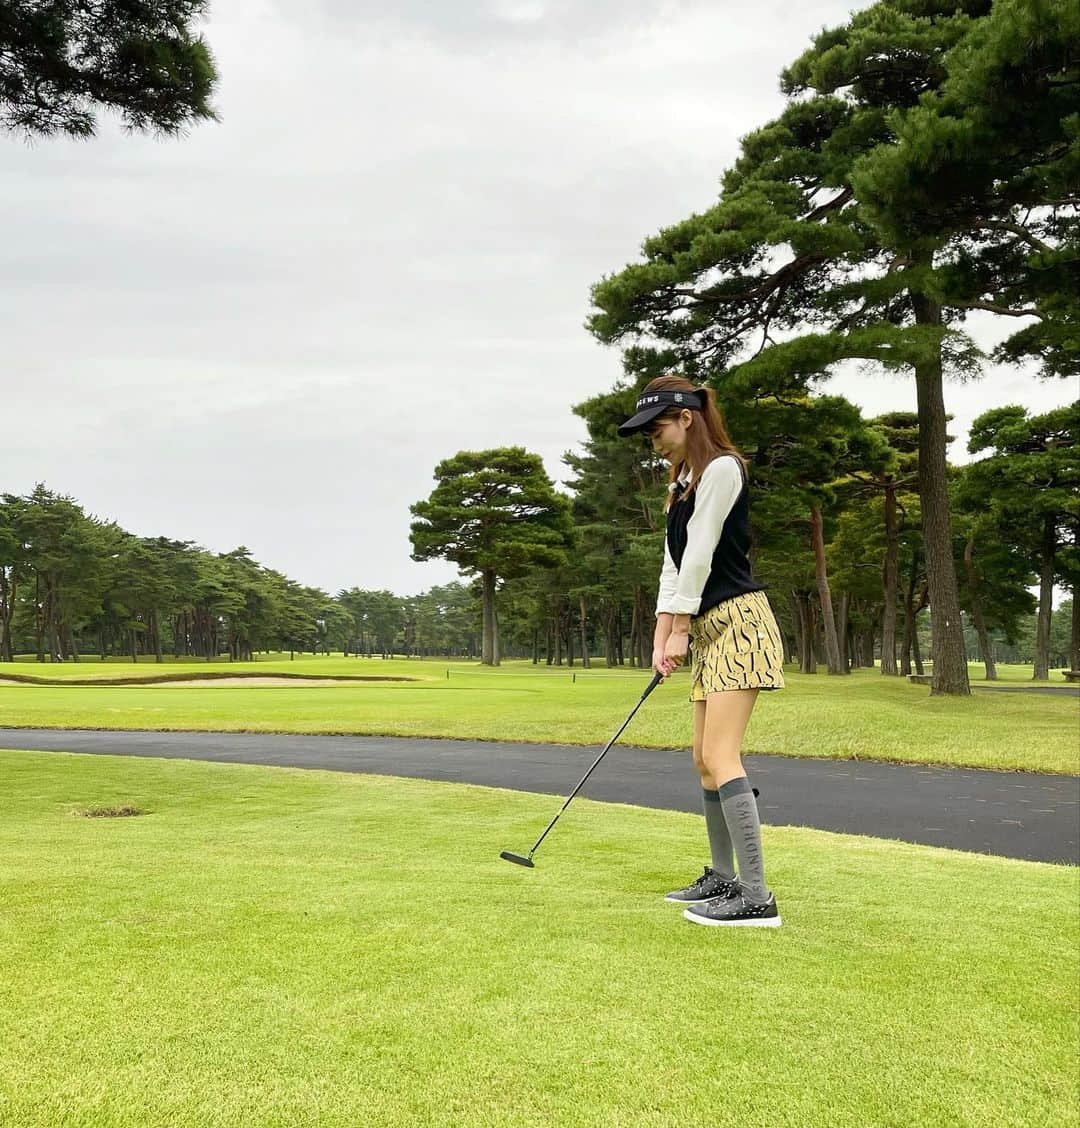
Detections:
[2, 0, 1074, 597]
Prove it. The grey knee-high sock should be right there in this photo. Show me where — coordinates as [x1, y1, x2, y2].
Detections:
[702, 789, 735, 880]
[719, 776, 771, 904]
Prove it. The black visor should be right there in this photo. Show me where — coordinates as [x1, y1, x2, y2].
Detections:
[617, 389, 705, 437]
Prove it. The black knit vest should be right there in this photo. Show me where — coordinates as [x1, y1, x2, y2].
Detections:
[666, 456, 764, 616]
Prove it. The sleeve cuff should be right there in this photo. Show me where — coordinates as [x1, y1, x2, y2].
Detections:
[657, 595, 702, 616]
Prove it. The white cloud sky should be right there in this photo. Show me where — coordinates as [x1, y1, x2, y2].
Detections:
[2, 1, 1074, 595]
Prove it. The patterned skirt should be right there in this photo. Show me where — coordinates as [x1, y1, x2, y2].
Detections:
[688, 590, 786, 700]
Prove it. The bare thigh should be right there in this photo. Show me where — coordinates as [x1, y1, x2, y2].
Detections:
[701, 688, 760, 788]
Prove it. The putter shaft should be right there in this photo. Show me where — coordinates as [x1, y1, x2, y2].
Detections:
[500, 670, 663, 867]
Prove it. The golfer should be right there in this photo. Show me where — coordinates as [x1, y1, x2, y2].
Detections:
[618, 375, 785, 928]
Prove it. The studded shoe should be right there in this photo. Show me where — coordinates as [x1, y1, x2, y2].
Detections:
[683, 890, 782, 928]
[664, 866, 741, 904]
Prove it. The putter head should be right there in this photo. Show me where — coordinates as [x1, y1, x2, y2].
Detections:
[500, 850, 535, 868]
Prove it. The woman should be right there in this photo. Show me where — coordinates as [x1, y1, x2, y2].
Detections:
[618, 374, 786, 928]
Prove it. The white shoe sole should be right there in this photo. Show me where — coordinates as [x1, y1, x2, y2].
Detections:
[683, 909, 782, 928]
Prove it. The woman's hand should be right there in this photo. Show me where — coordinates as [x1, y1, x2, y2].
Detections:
[663, 630, 689, 673]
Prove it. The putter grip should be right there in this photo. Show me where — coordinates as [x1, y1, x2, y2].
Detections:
[642, 670, 663, 698]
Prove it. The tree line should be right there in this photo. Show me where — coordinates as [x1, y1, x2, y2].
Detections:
[0, 486, 481, 662]
[407, 397, 1077, 680]
[2, 416, 1076, 675]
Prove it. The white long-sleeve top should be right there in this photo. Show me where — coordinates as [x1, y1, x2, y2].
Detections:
[656, 455, 744, 616]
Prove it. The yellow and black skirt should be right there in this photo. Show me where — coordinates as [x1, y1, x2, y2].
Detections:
[688, 590, 786, 700]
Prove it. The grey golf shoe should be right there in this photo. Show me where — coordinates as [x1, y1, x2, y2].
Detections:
[683, 890, 781, 928]
[664, 866, 741, 905]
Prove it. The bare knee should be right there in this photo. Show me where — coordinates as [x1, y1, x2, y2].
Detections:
[702, 743, 744, 788]
[692, 701, 713, 785]
[692, 742, 705, 773]
[692, 744, 716, 788]
[701, 690, 757, 786]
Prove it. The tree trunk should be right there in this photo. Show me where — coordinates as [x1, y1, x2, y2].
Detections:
[790, 592, 804, 670]
[493, 596, 501, 666]
[34, 572, 44, 662]
[1071, 583, 1080, 674]
[150, 609, 163, 663]
[604, 603, 617, 668]
[810, 505, 843, 674]
[971, 606, 996, 680]
[963, 535, 997, 681]
[481, 569, 497, 666]
[837, 591, 850, 672]
[880, 482, 899, 675]
[579, 594, 590, 669]
[1034, 514, 1055, 681]
[794, 591, 817, 674]
[900, 563, 917, 675]
[0, 568, 15, 661]
[911, 277, 970, 696]
[635, 587, 651, 668]
[47, 589, 60, 662]
[803, 595, 821, 672]
[629, 592, 640, 668]
[777, 609, 791, 665]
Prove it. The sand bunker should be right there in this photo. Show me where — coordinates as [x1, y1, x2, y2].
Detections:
[157, 677, 370, 687]
[0, 674, 407, 687]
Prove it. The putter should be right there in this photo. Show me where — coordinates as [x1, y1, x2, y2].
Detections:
[500, 670, 665, 868]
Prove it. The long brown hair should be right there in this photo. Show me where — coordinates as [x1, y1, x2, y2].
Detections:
[641, 375, 748, 510]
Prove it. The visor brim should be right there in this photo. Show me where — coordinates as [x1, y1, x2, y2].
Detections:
[617, 405, 667, 437]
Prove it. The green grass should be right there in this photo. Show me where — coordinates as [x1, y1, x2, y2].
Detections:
[4, 652, 1070, 682]
[2, 658, 1078, 774]
[1, 750, 1077, 1128]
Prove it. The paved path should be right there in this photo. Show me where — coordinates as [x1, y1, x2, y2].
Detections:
[2, 729, 1076, 865]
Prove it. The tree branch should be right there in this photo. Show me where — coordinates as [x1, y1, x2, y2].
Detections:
[949, 299, 1042, 318]
[976, 219, 1055, 255]
[806, 186, 854, 223]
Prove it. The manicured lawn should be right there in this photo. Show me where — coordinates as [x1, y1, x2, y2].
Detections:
[1, 658, 1077, 774]
[1, 750, 1076, 1127]
[2, 653, 1067, 683]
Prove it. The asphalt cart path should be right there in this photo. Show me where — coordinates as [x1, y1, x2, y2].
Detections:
[2, 728, 1076, 865]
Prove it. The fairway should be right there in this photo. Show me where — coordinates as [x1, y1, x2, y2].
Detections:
[1, 750, 1076, 1128]
[2, 657, 1077, 775]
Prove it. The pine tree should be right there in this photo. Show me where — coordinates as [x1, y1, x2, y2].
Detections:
[1, 1, 218, 137]
[410, 448, 574, 666]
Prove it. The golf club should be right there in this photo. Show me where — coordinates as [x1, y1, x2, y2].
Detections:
[500, 669, 665, 868]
